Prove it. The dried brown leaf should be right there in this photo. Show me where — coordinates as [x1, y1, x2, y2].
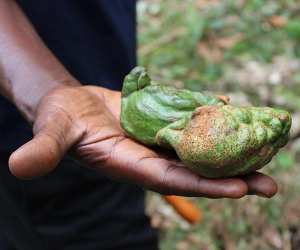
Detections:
[269, 16, 287, 28]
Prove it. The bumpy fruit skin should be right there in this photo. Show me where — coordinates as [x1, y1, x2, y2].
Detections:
[121, 67, 292, 178]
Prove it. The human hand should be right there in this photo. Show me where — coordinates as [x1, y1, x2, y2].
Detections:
[9, 85, 277, 198]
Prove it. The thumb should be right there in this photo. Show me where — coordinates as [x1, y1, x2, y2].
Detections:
[9, 112, 82, 179]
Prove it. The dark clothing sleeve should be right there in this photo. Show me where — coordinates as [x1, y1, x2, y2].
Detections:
[0, 1, 158, 249]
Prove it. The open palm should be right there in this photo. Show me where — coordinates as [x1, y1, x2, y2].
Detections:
[9, 85, 277, 198]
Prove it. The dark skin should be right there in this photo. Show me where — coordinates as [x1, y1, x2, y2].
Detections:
[1, 0, 277, 198]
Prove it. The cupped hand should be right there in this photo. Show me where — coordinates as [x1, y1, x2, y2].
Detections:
[9, 85, 277, 198]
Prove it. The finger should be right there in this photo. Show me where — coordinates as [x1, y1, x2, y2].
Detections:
[86, 137, 248, 198]
[9, 111, 82, 179]
[143, 160, 248, 198]
[242, 172, 278, 198]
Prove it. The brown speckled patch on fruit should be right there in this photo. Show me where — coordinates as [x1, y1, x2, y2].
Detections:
[177, 106, 224, 164]
[172, 105, 290, 178]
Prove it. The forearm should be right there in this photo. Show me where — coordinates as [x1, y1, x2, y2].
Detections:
[0, 0, 80, 121]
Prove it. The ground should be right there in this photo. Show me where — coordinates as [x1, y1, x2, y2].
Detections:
[138, 1, 300, 249]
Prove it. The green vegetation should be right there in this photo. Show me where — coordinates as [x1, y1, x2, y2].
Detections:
[138, 1, 300, 249]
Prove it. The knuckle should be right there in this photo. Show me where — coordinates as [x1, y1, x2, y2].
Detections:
[150, 163, 178, 195]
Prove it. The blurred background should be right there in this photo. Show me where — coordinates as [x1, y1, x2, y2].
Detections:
[137, 1, 300, 249]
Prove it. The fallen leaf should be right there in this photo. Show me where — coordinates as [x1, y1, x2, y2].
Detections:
[197, 41, 223, 62]
[215, 33, 243, 49]
[269, 16, 287, 28]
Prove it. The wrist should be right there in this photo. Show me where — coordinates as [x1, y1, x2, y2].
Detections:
[0, 0, 82, 122]
[12, 76, 81, 122]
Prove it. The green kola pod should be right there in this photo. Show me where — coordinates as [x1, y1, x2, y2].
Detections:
[121, 67, 291, 178]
